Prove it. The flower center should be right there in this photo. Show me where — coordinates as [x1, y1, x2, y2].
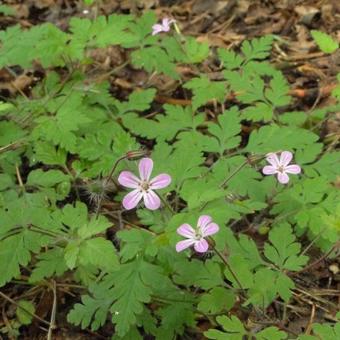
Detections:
[194, 229, 203, 240]
[140, 181, 150, 191]
[277, 165, 285, 173]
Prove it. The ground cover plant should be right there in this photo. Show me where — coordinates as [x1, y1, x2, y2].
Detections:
[0, 1, 339, 339]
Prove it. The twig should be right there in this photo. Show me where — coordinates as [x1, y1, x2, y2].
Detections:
[295, 244, 337, 275]
[305, 303, 316, 335]
[47, 280, 57, 340]
[15, 163, 25, 192]
[0, 291, 50, 327]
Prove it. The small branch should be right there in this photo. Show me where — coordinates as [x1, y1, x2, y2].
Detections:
[294, 244, 337, 275]
[47, 280, 57, 340]
[15, 163, 25, 192]
[0, 291, 50, 327]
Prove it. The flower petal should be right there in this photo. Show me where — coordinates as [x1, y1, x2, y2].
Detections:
[277, 172, 290, 184]
[197, 215, 212, 230]
[118, 171, 140, 188]
[201, 222, 219, 237]
[285, 164, 301, 174]
[122, 189, 143, 210]
[149, 174, 171, 189]
[262, 165, 277, 175]
[139, 158, 153, 181]
[143, 190, 161, 210]
[152, 24, 163, 35]
[177, 223, 195, 238]
[280, 151, 293, 166]
[194, 239, 209, 253]
[266, 153, 280, 167]
[176, 239, 195, 252]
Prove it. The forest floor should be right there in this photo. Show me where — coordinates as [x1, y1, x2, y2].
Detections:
[0, 0, 339, 339]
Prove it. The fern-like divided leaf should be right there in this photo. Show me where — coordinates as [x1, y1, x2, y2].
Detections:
[264, 223, 308, 271]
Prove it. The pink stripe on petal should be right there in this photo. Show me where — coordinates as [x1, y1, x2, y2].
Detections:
[280, 151, 293, 166]
[201, 222, 219, 237]
[118, 171, 140, 188]
[149, 174, 171, 189]
[285, 164, 301, 174]
[143, 190, 161, 210]
[194, 239, 209, 253]
[122, 189, 143, 210]
[262, 165, 277, 175]
[277, 172, 289, 184]
[177, 223, 195, 238]
[176, 239, 195, 252]
[198, 215, 212, 230]
[139, 158, 153, 181]
[266, 153, 280, 167]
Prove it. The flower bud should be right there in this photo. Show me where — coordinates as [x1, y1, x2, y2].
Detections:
[125, 149, 149, 161]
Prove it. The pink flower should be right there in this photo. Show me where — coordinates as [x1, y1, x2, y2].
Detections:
[118, 158, 171, 210]
[176, 215, 219, 253]
[152, 18, 176, 36]
[262, 151, 301, 184]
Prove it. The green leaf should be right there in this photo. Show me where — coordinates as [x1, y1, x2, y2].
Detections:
[198, 287, 235, 314]
[184, 37, 210, 63]
[174, 259, 224, 290]
[131, 46, 177, 78]
[110, 259, 153, 336]
[265, 72, 291, 107]
[205, 315, 247, 340]
[122, 105, 202, 141]
[16, 300, 35, 325]
[30, 248, 68, 282]
[218, 48, 243, 70]
[264, 223, 308, 271]
[26, 169, 70, 187]
[184, 75, 226, 110]
[79, 237, 119, 271]
[116, 89, 156, 114]
[0, 4, 15, 15]
[33, 142, 66, 166]
[311, 30, 339, 54]
[241, 35, 273, 62]
[207, 107, 242, 154]
[256, 326, 287, 340]
[242, 102, 273, 122]
[67, 276, 115, 331]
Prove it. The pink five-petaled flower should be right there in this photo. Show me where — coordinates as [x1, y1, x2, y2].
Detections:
[152, 18, 176, 36]
[176, 215, 219, 253]
[262, 151, 301, 184]
[118, 158, 171, 211]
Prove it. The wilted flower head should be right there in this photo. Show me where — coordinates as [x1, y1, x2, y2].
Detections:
[152, 18, 176, 36]
[176, 215, 219, 253]
[262, 151, 301, 184]
[118, 158, 171, 210]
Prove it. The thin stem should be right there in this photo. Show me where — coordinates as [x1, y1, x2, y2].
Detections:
[0, 291, 51, 327]
[219, 160, 249, 188]
[160, 195, 175, 215]
[95, 155, 128, 219]
[211, 243, 244, 291]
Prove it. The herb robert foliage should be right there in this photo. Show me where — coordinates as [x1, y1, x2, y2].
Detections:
[0, 12, 339, 339]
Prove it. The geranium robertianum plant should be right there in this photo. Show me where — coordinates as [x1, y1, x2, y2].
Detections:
[0, 9, 339, 340]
